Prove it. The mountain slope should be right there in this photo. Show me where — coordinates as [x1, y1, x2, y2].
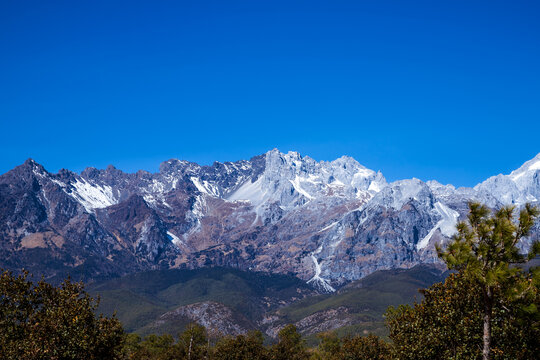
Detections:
[88, 265, 447, 339]
[87, 267, 316, 334]
[1, 150, 538, 289]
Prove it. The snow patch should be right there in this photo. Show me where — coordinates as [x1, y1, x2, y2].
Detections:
[32, 169, 45, 178]
[318, 221, 339, 233]
[51, 179, 67, 188]
[227, 177, 266, 206]
[353, 168, 374, 178]
[71, 179, 116, 212]
[181, 195, 207, 242]
[328, 179, 345, 187]
[167, 231, 183, 246]
[143, 194, 156, 205]
[508, 155, 540, 182]
[417, 202, 459, 250]
[528, 159, 540, 171]
[306, 245, 335, 292]
[510, 171, 526, 182]
[368, 181, 382, 193]
[289, 175, 314, 200]
[191, 177, 220, 197]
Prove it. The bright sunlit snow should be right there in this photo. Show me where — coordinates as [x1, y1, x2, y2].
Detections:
[306, 245, 336, 292]
[167, 231, 183, 246]
[71, 179, 116, 212]
[417, 201, 459, 250]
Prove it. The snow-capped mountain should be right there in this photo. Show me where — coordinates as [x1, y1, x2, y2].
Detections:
[0, 150, 538, 290]
[474, 153, 540, 207]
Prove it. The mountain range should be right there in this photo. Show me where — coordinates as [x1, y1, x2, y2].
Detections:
[1, 149, 539, 291]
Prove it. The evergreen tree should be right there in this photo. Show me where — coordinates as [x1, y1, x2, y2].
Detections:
[317, 332, 341, 360]
[339, 334, 391, 360]
[317, 332, 391, 360]
[269, 324, 310, 360]
[213, 330, 268, 360]
[178, 323, 209, 360]
[0, 270, 124, 360]
[386, 272, 540, 359]
[125, 333, 183, 360]
[435, 202, 539, 360]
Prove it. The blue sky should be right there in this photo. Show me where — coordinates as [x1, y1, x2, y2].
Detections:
[1, 0, 538, 186]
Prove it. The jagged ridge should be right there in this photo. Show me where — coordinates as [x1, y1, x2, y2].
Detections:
[0, 150, 538, 291]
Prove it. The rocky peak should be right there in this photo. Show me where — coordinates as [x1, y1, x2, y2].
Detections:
[80, 167, 100, 179]
[368, 178, 433, 211]
[159, 159, 193, 175]
[0, 159, 48, 192]
[23, 158, 44, 169]
[508, 153, 540, 198]
[105, 194, 152, 221]
[56, 168, 77, 182]
[18, 158, 47, 176]
[474, 153, 540, 206]
[1, 151, 539, 288]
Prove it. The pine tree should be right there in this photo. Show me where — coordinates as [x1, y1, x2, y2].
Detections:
[270, 324, 310, 360]
[178, 323, 208, 360]
[386, 271, 540, 359]
[436, 202, 539, 360]
[213, 330, 268, 360]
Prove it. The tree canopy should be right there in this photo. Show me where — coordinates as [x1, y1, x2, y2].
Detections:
[386, 271, 540, 359]
[0, 269, 124, 360]
[436, 202, 539, 359]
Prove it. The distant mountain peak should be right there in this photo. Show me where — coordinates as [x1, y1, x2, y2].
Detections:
[509, 152, 540, 180]
[21, 158, 46, 172]
[0, 150, 538, 290]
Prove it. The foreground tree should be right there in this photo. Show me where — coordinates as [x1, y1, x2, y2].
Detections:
[438, 203, 539, 360]
[213, 330, 268, 360]
[436, 202, 539, 359]
[123, 323, 211, 360]
[0, 270, 124, 360]
[124, 333, 181, 360]
[318, 332, 391, 360]
[269, 324, 310, 360]
[386, 271, 540, 359]
[178, 323, 209, 360]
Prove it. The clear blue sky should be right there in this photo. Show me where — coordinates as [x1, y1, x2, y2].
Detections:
[1, 0, 539, 186]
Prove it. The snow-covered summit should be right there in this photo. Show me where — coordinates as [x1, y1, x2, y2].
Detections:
[227, 149, 387, 211]
[369, 178, 432, 210]
[510, 153, 540, 181]
[509, 153, 540, 197]
[3, 149, 540, 292]
[475, 153, 540, 206]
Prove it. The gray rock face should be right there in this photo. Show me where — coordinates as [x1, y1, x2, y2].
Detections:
[475, 153, 540, 207]
[152, 301, 254, 336]
[1, 150, 539, 290]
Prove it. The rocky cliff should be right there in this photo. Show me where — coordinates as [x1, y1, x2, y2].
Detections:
[1, 150, 538, 290]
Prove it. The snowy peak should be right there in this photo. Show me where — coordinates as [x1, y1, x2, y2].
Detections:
[227, 149, 386, 211]
[513, 152, 540, 171]
[23, 158, 46, 172]
[426, 180, 455, 194]
[2, 151, 540, 290]
[156, 155, 263, 199]
[6, 158, 49, 183]
[371, 178, 432, 210]
[474, 153, 540, 206]
[509, 153, 540, 184]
